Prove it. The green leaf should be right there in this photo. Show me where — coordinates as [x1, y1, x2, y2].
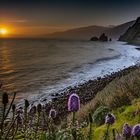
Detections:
[15, 134, 25, 139]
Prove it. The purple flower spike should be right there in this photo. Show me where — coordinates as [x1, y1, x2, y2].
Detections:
[132, 124, 140, 138]
[68, 93, 80, 112]
[49, 109, 57, 119]
[105, 113, 115, 125]
[122, 123, 131, 137]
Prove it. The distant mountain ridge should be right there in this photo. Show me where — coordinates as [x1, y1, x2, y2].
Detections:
[46, 26, 109, 40]
[46, 20, 135, 40]
[119, 17, 140, 45]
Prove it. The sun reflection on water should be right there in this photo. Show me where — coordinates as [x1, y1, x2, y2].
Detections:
[0, 41, 16, 92]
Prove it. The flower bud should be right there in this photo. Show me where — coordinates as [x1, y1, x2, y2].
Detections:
[2, 92, 9, 105]
[37, 104, 42, 114]
[12, 104, 16, 112]
[0, 83, 2, 88]
[25, 99, 29, 108]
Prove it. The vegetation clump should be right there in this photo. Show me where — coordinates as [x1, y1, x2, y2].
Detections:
[92, 106, 110, 126]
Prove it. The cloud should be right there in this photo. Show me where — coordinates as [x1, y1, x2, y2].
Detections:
[10, 19, 28, 23]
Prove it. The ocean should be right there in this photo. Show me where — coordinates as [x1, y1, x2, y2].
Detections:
[0, 39, 140, 104]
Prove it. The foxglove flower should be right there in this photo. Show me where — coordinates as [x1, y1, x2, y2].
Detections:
[49, 109, 57, 119]
[132, 124, 140, 138]
[105, 113, 115, 125]
[122, 123, 131, 138]
[68, 93, 80, 112]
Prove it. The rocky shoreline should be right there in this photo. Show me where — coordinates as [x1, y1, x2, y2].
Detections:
[43, 64, 140, 121]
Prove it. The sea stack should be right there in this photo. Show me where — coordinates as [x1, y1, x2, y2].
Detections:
[99, 33, 108, 41]
[90, 33, 108, 41]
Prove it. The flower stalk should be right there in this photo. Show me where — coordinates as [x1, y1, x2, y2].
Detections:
[88, 113, 93, 140]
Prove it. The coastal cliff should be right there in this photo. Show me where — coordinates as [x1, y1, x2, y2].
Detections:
[119, 17, 140, 45]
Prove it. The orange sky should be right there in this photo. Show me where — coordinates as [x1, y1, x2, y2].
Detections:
[0, 24, 69, 38]
[0, 0, 140, 38]
[0, 18, 73, 37]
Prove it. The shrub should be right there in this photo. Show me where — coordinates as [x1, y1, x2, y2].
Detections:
[93, 106, 110, 126]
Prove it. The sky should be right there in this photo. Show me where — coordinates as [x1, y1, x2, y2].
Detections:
[0, 0, 140, 37]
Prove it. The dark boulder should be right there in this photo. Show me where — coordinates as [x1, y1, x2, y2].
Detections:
[90, 36, 99, 41]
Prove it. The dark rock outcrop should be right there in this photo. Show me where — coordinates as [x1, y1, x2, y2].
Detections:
[90, 33, 109, 42]
[90, 36, 99, 41]
[99, 33, 108, 41]
[119, 17, 140, 45]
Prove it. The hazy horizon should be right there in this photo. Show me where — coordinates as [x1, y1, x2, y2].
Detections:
[0, 0, 140, 37]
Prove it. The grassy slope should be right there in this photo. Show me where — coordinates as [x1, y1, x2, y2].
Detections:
[68, 67, 140, 120]
[67, 67, 140, 139]
[93, 99, 140, 139]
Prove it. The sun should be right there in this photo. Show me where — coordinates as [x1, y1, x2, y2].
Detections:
[0, 28, 8, 35]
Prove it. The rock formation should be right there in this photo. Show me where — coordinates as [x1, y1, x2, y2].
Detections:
[99, 33, 108, 41]
[90, 33, 108, 41]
